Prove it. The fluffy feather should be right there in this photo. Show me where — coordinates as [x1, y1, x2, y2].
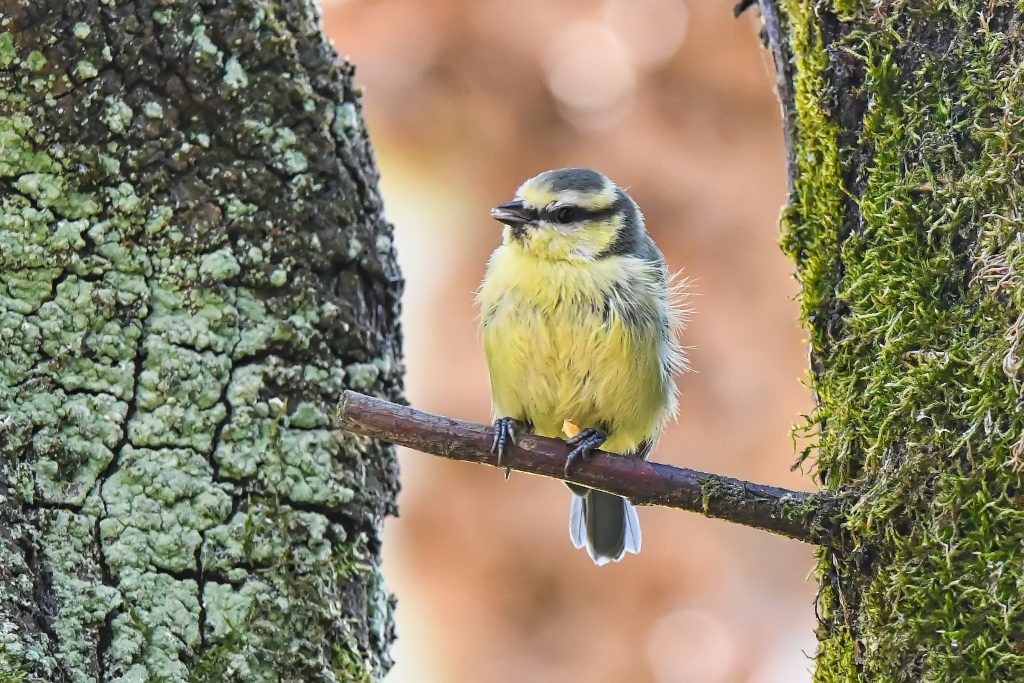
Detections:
[479, 167, 686, 564]
[478, 246, 684, 453]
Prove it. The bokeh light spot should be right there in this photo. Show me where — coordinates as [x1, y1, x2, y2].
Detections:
[646, 607, 739, 683]
[604, 0, 689, 68]
[544, 21, 636, 130]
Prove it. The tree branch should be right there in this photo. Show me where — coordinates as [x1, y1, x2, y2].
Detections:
[757, 0, 798, 195]
[335, 392, 845, 548]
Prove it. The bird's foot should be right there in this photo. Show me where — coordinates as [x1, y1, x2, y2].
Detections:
[564, 427, 607, 475]
[490, 417, 519, 475]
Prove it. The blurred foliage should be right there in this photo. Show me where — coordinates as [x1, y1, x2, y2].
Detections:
[322, 1, 819, 681]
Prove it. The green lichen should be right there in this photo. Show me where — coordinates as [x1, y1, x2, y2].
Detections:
[332, 102, 359, 139]
[101, 447, 232, 572]
[103, 97, 133, 134]
[0, 115, 58, 177]
[43, 509, 122, 683]
[698, 476, 732, 515]
[199, 248, 241, 282]
[223, 57, 248, 90]
[224, 196, 257, 219]
[344, 362, 379, 393]
[191, 25, 221, 61]
[0, 621, 46, 681]
[107, 181, 141, 214]
[13, 173, 101, 219]
[142, 101, 163, 120]
[24, 51, 45, 72]
[268, 268, 287, 286]
[74, 60, 97, 80]
[240, 122, 312, 175]
[281, 150, 307, 174]
[0, 33, 16, 68]
[2, 1, 400, 680]
[33, 393, 128, 505]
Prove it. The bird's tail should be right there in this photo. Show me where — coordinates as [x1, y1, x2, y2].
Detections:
[569, 489, 641, 566]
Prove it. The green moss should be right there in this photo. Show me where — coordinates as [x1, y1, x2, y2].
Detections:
[780, 0, 845, 355]
[331, 643, 374, 683]
[811, 565, 864, 683]
[782, 1, 1024, 680]
[698, 476, 734, 515]
[0, 665, 26, 683]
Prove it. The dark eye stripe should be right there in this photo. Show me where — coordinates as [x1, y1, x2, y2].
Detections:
[539, 204, 619, 224]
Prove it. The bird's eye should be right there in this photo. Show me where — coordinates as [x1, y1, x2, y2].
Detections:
[554, 207, 577, 223]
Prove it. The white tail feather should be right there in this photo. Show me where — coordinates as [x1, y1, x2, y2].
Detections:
[569, 495, 586, 549]
[623, 500, 642, 555]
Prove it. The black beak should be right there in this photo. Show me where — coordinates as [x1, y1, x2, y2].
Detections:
[490, 200, 534, 228]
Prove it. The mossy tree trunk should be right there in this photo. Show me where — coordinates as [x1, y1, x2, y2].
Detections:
[0, 1, 401, 681]
[772, 0, 1024, 679]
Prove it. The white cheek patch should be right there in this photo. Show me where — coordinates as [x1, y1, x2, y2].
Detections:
[571, 242, 602, 260]
[543, 220, 577, 235]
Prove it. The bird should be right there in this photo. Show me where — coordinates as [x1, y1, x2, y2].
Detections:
[477, 167, 686, 565]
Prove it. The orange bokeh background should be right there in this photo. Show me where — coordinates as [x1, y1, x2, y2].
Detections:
[321, 1, 818, 681]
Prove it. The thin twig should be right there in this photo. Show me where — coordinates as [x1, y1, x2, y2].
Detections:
[335, 391, 844, 548]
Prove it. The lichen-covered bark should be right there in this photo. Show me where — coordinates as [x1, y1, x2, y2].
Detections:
[0, 1, 401, 681]
[776, 0, 1024, 680]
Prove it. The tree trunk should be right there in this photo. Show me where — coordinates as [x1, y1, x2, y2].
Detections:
[0, 1, 401, 681]
[769, 0, 1024, 679]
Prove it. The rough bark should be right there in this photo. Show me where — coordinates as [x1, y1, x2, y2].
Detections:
[0, 1, 402, 681]
[769, 0, 1024, 679]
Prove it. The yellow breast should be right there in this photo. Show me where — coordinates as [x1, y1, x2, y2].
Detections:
[478, 243, 675, 454]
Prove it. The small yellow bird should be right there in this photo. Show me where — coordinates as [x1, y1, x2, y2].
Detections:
[478, 168, 686, 565]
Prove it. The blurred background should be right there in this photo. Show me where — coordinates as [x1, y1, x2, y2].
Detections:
[321, 1, 817, 681]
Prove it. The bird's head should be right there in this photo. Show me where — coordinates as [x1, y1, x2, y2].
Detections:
[490, 168, 643, 261]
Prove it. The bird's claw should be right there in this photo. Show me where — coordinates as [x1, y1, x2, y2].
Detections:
[564, 427, 607, 475]
[490, 417, 518, 469]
